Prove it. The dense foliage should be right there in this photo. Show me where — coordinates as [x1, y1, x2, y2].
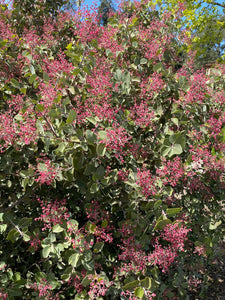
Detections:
[0, 0, 224, 299]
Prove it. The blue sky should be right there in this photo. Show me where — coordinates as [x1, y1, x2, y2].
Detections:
[4, 0, 225, 13]
[80, 0, 225, 17]
[83, 0, 100, 6]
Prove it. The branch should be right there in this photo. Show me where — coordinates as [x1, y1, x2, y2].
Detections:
[35, 106, 59, 139]
[210, 1, 225, 9]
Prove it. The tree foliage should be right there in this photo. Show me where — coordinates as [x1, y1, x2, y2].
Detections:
[0, 0, 225, 299]
[155, 0, 225, 66]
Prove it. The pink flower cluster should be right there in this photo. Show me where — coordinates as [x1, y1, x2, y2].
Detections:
[157, 157, 184, 187]
[129, 101, 155, 128]
[88, 275, 113, 300]
[35, 158, 61, 185]
[149, 222, 191, 272]
[117, 222, 148, 274]
[0, 291, 8, 300]
[0, 111, 36, 151]
[161, 222, 191, 251]
[29, 279, 54, 299]
[149, 243, 178, 273]
[136, 168, 157, 197]
[105, 125, 132, 162]
[86, 200, 114, 243]
[121, 289, 156, 300]
[35, 198, 70, 231]
[68, 274, 84, 293]
[29, 233, 41, 251]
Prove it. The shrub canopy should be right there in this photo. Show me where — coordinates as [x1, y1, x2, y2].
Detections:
[0, 0, 224, 299]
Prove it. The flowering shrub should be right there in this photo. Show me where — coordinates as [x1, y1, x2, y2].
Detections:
[0, 0, 224, 299]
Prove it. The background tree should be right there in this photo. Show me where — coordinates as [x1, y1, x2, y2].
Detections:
[154, 0, 225, 67]
[97, 0, 115, 26]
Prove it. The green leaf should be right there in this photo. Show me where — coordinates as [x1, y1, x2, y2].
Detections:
[66, 109, 77, 124]
[209, 220, 222, 230]
[166, 208, 182, 217]
[22, 233, 30, 242]
[154, 219, 171, 230]
[68, 253, 80, 267]
[123, 280, 139, 291]
[98, 130, 107, 140]
[36, 120, 45, 135]
[101, 220, 108, 228]
[42, 233, 56, 245]
[140, 58, 147, 65]
[153, 62, 164, 73]
[0, 224, 7, 234]
[12, 272, 21, 282]
[179, 76, 190, 92]
[93, 242, 104, 253]
[61, 266, 73, 281]
[96, 143, 106, 157]
[88, 223, 96, 233]
[169, 133, 186, 149]
[43, 71, 49, 82]
[73, 151, 84, 170]
[68, 86, 75, 94]
[90, 182, 100, 193]
[11, 78, 20, 89]
[84, 249, 92, 262]
[49, 233, 56, 243]
[36, 104, 45, 112]
[30, 64, 35, 74]
[81, 275, 92, 287]
[35, 271, 47, 283]
[86, 130, 97, 145]
[29, 74, 37, 84]
[169, 144, 183, 156]
[162, 146, 171, 157]
[7, 229, 20, 243]
[20, 87, 27, 94]
[9, 287, 23, 297]
[71, 135, 80, 142]
[115, 69, 122, 81]
[42, 245, 51, 258]
[83, 259, 95, 271]
[22, 50, 32, 61]
[154, 200, 162, 210]
[52, 224, 64, 233]
[140, 277, 152, 289]
[66, 43, 73, 50]
[18, 218, 32, 228]
[106, 49, 113, 57]
[171, 118, 179, 126]
[135, 287, 144, 298]
[86, 116, 100, 125]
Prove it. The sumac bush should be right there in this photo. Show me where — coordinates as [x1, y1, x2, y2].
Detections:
[0, 0, 224, 299]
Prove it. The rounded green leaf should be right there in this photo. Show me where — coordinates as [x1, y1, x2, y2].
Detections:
[42, 245, 51, 258]
[154, 219, 172, 230]
[135, 287, 144, 298]
[52, 224, 64, 233]
[140, 277, 152, 289]
[68, 253, 80, 267]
